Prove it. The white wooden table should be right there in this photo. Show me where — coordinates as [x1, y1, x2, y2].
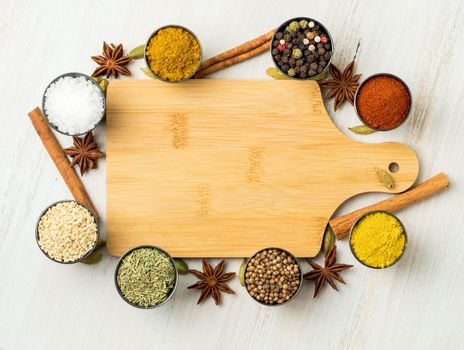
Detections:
[1, 0, 463, 349]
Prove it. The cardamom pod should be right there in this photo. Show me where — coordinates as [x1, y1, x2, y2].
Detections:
[127, 44, 145, 59]
[140, 67, 155, 78]
[99, 79, 109, 93]
[239, 259, 247, 286]
[174, 258, 189, 274]
[375, 167, 395, 189]
[81, 251, 102, 265]
[266, 67, 290, 80]
[349, 125, 377, 135]
[322, 225, 335, 256]
[91, 76, 102, 84]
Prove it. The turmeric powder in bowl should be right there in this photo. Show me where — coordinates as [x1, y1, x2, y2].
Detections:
[145, 25, 202, 82]
[349, 211, 407, 269]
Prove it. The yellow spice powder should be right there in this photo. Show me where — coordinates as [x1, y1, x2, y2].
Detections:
[350, 212, 406, 268]
[146, 27, 201, 81]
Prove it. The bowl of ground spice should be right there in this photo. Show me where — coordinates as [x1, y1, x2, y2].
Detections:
[354, 73, 412, 131]
[271, 17, 333, 80]
[42, 72, 106, 136]
[349, 211, 407, 269]
[144, 25, 202, 83]
[36, 200, 100, 264]
[244, 247, 302, 306]
[115, 245, 178, 309]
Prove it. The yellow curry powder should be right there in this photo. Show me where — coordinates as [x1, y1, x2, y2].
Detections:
[350, 212, 406, 268]
[146, 27, 201, 81]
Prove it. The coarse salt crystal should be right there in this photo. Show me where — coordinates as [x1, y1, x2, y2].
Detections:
[44, 76, 104, 135]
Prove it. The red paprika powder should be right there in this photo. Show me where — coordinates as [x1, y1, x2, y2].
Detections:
[355, 74, 411, 131]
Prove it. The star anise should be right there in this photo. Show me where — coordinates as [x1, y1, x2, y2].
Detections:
[91, 42, 132, 78]
[64, 132, 104, 176]
[319, 60, 361, 111]
[303, 246, 353, 298]
[188, 259, 236, 305]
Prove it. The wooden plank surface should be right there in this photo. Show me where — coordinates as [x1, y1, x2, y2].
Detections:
[106, 80, 418, 257]
[1, 0, 463, 349]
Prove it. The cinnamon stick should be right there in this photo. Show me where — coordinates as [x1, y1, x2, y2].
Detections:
[197, 29, 275, 74]
[195, 41, 271, 78]
[330, 173, 449, 240]
[28, 107, 99, 218]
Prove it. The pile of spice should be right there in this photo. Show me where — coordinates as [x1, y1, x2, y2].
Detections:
[245, 248, 301, 305]
[116, 247, 176, 308]
[44, 75, 104, 135]
[271, 18, 332, 79]
[350, 211, 406, 268]
[37, 201, 98, 262]
[145, 26, 201, 82]
[355, 74, 411, 130]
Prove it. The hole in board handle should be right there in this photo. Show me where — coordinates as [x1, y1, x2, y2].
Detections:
[389, 162, 399, 173]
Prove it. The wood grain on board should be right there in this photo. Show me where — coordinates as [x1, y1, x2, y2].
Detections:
[106, 79, 419, 257]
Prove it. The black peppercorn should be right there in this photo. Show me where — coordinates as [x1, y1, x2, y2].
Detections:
[286, 43, 293, 49]
[323, 52, 331, 61]
[310, 63, 318, 71]
[281, 56, 289, 64]
[299, 65, 307, 73]
[318, 48, 325, 55]
[274, 55, 281, 61]
[289, 58, 296, 66]
[272, 40, 279, 47]
[284, 34, 291, 42]
[281, 64, 289, 72]
[313, 53, 319, 59]
[304, 50, 310, 56]
[324, 44, 331, 50]
[317, 66, 323, 74]
[283, 49, 290, 55]
[275, 32, 284, 40]
[296, 59, 304, 66]
[299, 71, 307, 78]
[307, 55, 315, 63]
[272, 48, 279, 55]
[308, 69, 316, 76]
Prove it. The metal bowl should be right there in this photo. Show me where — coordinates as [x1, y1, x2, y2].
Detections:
[144, 24, 203, 83]
[270, 17, 334, 81]
[42, 72, 106, 136]
[114, 245, 178, 309]
[349, 210, 408, 269]
[35, 200, 100, 264]
[244, 247, 303, 307]
[354, 73, 413, 131]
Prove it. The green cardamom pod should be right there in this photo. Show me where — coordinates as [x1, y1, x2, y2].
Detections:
[99, 79, 109, 93]
[322, 225, 335, 256]
[239, 259, 247, 286]
[91, 76, 102, 84]
[174, 258, 189, 274]
[375, 167, 395, 189]
[266, 67, 289, 80]
[140, 67, 155, 79]
[81, 251, 102, 265]
[349, 125, 377, 135]
[127, 44, 145, 59]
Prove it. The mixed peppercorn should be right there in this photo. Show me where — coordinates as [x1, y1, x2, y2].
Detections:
[271, 18, 332, 79]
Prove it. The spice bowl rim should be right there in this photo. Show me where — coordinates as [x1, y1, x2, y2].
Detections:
[270, 16, 334, 81]
[35, 199, 100, 264]
[244, 247, 303, 307]
[348, 210, 408, 269]
[114, 244, 179, 309]
[144, 24, 203, 83]
[42, 72, 106, 136]
[353, 72, 413, 132]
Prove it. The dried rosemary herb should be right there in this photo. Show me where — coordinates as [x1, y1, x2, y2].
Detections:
[117, 248, 176, 308]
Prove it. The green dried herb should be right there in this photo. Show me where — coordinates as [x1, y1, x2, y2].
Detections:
[81, 251, 102, 264]
[239, 259, 247, 286]
[117, 248, 176, 308]
[141, 67, 155, 78]
[174, 258, 188, 274]
[266, 67, 289, 80]
[128, 44, 145, 59]
[375, 167, 395, 189]
[322, 225, 335, 256]
[349, 125, 377, 135]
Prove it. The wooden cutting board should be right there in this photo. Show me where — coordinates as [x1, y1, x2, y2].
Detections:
[106, 79, 419, 258]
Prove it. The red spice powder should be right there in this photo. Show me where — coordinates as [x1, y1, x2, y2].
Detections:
[356, 75, 411, 130]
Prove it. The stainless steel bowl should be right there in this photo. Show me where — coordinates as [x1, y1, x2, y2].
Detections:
[144, 24, 203, 83]
[42, 72, 106, 136]
[270, 17, 334, 81]
[244, 247, 303, 306]
[349, 210, 408, 269]
[35, 200, 100, 264]
[114, 245, 178, 309]
[354, 73, 413, 131]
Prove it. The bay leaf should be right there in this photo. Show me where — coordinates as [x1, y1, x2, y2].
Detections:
[174, 258, 189, 274]
[322, 225, 335, 256]
[140, 67, 155, 78]
[349, 125, 377, 135]
[375, 167, 395, 189]
[127, 44, 145, 59]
